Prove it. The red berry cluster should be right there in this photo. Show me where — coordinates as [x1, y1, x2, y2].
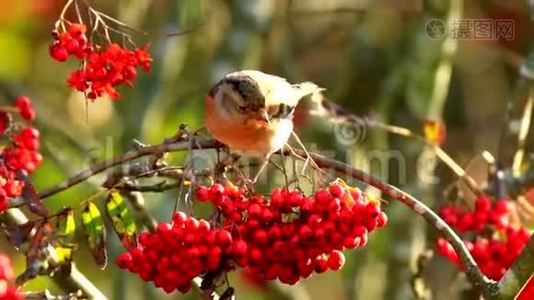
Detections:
[0, 254, 23, 300]
[15, 96, 35, 121]
[439, 194, 512, 232]
[116, 180, 387, 293]
[50, 24, 88, 62]
[4, 126, 42, 174]
[50, 23, 152, 100]
[116, 212, 234, 294]
[0, 96, 42, 212]
[199, 180, 386, 284]
[436, 194, 532, 280]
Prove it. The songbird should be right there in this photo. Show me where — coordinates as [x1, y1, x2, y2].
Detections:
[205, 70, 321, 181]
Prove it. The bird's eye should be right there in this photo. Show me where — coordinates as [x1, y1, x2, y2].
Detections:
[237, 105, 247, 113]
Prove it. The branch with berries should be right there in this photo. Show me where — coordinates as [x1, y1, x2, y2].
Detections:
[2, 104, 531, 298]
[49, 0, 152, 100]
[0, 0, 532, 299]
[18, 134, 496, 296]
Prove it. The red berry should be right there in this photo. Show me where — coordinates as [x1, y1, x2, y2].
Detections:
[247, 203, 262, 219]
[475, 194, 491, 212]
[68, 23, 87, 36]
[157, 222, 171, 235]
[376, 211, 388, 227]
[64, 38, 80, 54]
[314, 257, 328, 273]
[232, 239, 248, 257]
[215, 230, 232, 249]
[198, 219, 211, 232]
[172, 211, 187, 225]
[195, 186, 209, 201]
[329, 183, 345, 198]
[315, 189, 331, 204]
[50, 44, 68, 62]
[185, 217, 199, 230]
[209, 183, 224, 196]
[327, 250, 345, 270]
[116, 252, 133, 269]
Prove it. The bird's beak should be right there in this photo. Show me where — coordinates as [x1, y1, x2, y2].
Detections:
[254, 109, 270, 124]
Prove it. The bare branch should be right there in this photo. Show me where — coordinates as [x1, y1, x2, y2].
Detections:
[37, 140, 220, 199]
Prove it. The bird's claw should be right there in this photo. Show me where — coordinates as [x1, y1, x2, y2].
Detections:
[242, 178, 256, 194]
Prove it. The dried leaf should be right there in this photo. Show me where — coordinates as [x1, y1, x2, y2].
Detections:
[105, 191, 137, 249]
[16, 170, 48, 217]
[81, 202, 107, 269]
[16, 221, 54, 285]
[423, 120, 447, 146]
[2, 221, 35, 249]
[56, 208, 76, 246]
[518, 194, 534, 228]
[220, 287, 235, 300]
[0, 111, 12, 135]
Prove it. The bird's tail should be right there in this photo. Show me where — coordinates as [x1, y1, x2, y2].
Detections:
[294, 82, 367, 126]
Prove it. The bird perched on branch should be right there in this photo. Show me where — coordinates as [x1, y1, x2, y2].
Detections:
[205, 70, 323, 182]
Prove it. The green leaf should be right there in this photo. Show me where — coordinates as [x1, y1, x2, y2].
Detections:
[106, 191, 137, 249]
[56, 208, 76, 246]
[81, 202, 107, 269]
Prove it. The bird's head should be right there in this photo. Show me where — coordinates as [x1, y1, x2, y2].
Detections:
[209, 71, 270, 125]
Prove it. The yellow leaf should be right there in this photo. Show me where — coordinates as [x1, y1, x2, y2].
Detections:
[423, 120, 447, 146]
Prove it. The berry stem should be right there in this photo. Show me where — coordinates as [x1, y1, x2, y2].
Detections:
[58, 0, 75, 25]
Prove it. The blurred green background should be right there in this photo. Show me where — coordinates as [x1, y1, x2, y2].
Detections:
[0, 0, 532, 299]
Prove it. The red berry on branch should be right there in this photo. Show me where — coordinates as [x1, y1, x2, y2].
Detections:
[116, 253, 133, 270]
[215, 229, 233, 249]
[376, 211, 388, 227]
[437, 196, 531, 281]
[329, 183, 345, 198]
[15, 96, 36, 121]
[50, 44, 68, 62]
[328, 250, 345, 271]
[64, 38, 80, 54]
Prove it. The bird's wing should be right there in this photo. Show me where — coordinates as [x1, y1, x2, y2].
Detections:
[226, 70, 327, 118]
[291, 81, 325, 103]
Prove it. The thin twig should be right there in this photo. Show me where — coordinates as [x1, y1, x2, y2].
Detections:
[37, 140, 220, 199]
[316, 100, 483, 195]
[88, 7, 147, 34]
[115, 181, 181, 192]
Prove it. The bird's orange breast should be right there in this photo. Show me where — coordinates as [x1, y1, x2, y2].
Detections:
[205, 95, 277, 157]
